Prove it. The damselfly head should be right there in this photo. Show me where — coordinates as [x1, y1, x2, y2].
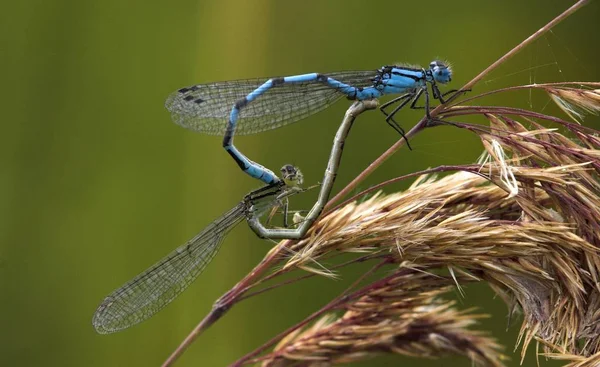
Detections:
[280, 164, 304, 187]
[429, 60, 452, 84]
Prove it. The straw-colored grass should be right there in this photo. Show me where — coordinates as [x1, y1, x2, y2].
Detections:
[253, 86, 600, 367]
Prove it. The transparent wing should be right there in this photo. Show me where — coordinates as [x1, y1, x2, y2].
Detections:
[165, 70, 377, 135]
[92, 202, 246, 334]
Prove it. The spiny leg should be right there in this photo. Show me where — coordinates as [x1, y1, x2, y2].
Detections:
[380, 93, 413, 112]
[424, 85, 469, 126]
[380, 94, 412, 133]
[421, 86, 471, 127]
[414, 87, 470, 107]
[423, 86, 431, 119]
[378, 91, 425, 149]
[265, 201, 282, 228]
[282, 198, 289, 228]
[403, 85, 432, 118]
[439, 88, 471, 103]
[431, 81, 443, 102]
[384, 96, 418, 149]
[263, 197, 292, 228]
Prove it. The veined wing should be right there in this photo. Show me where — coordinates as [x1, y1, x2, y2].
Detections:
[165, 70, 377, 135]
[92, 202, 246, 334]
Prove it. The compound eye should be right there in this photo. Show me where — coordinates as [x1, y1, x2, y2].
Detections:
[280, 164, 293, 175]
[431, 60, 447, 69]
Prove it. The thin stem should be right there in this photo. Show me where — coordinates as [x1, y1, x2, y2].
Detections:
[160, 238, 294, 367]
[439, 105, 574, 126]
[326, 164, 484, 215]
[447, 81, 600, 108]
[458, 1, 590, 94]
[238, 253, 385, 302]
[327, 0, 590, 209]
[231, 259, 390, 366]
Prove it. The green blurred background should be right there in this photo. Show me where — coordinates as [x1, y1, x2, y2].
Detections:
[2, 0, 599, 366]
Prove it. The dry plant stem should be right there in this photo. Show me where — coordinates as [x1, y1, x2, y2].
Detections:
[230, 260, 389, 367]
[161, 101, 376, 367]
[327, 0, 590, 209]
[447, 82, 600, 108]
[264, 164, 598, 364]
[256, 271, 503, 367]
[441, 105, 577, 125]
[328, 164, 483, 214]
[238, 253, 386, 302]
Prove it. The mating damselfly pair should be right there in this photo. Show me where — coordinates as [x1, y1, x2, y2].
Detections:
[92, 61, 454, 333]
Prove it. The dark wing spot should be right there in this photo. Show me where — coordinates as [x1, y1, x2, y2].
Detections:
[271, 77, 285, 86]
[183, 95, 195, 101]
[235, 97, 248, 109]
[178, 87, 190, 93]
[194, 98, 204, 104]
[316, 73, 328, 82]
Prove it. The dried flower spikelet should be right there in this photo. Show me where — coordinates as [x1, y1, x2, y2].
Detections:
[478, 138, 519, 197]
[481, 114, 600, 243]
[546, 87, 600, 122]
[260, 271, 504, 367]
[283, 161, 596, 358]
[272, 115, 600, 363]
[545, 351, 600, 367]
[460, 115, 600, 360]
